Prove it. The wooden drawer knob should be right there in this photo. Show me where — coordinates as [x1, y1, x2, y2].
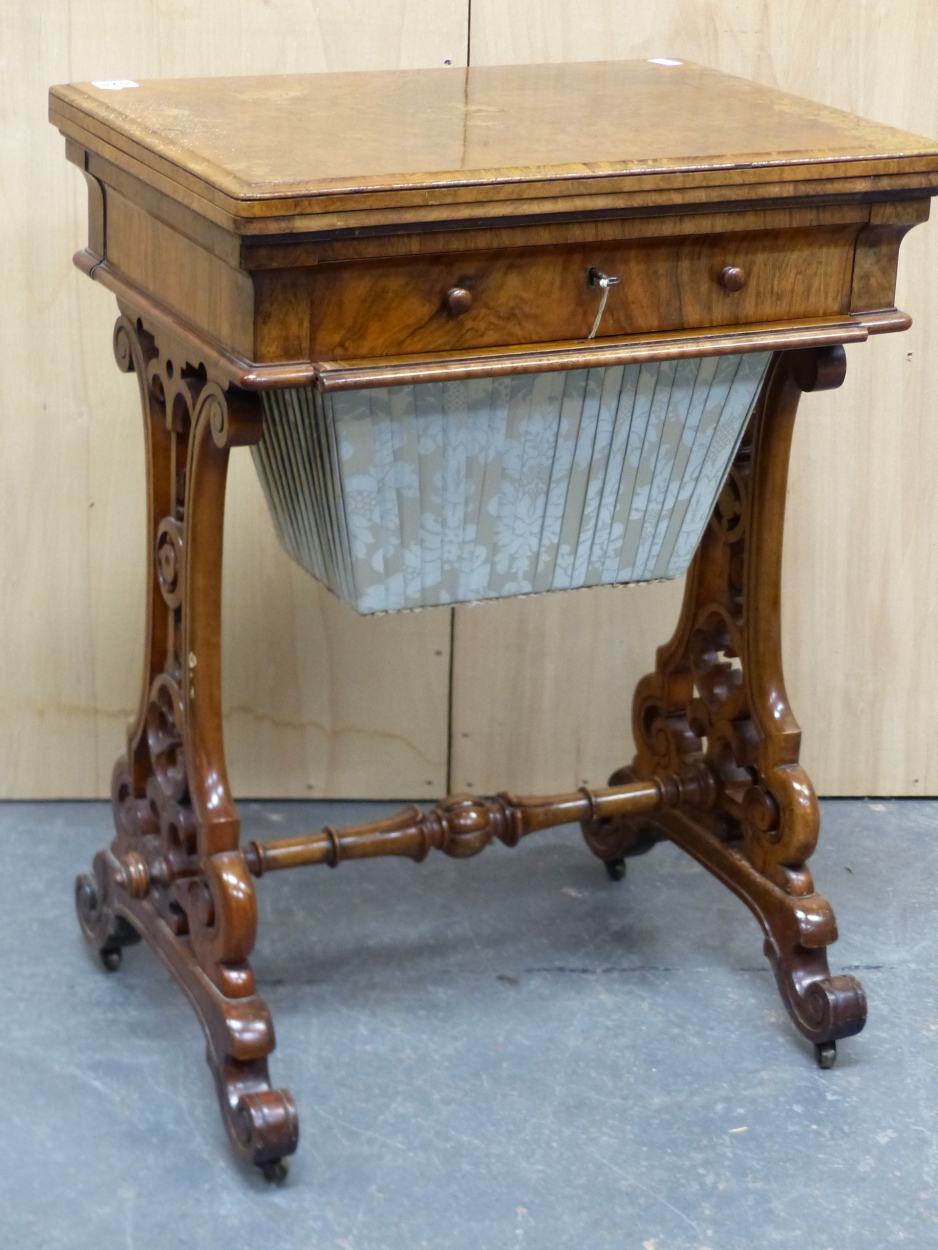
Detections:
[719, 265, 746, 292]
[445, 286, 473, 316]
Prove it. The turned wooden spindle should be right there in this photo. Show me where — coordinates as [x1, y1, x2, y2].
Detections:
[242, 771, 711, 876]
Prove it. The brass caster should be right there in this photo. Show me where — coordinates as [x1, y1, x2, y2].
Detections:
[100, 947, 123, 972]
[815, 1041, 837, 1069]
[260, 1158, 289, 1184]
[604, 858, 626, 882]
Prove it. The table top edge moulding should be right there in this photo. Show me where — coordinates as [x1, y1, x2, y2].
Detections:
[53, 58, 938, 1180]
[48, 61, 938, 212]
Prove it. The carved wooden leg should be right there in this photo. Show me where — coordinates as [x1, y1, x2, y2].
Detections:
[75, 312, 298, 1175]
[583, 346, 867, 1064]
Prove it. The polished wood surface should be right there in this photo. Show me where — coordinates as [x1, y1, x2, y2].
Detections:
[302, 227, 860, 357]
[72, 184, 924, 381]
[50, 59, 938, 227]
[592, 346, 868, 1053]
[74, 332, 877, 1173]
[73, 244, 906, 391]
[240, 776, 684, 875]
[52, 58, 934, 401]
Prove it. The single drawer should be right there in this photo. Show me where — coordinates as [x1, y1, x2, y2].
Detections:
[304, 225, 860, 360]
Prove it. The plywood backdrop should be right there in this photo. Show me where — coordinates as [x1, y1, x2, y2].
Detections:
[1, 1, 935, 799]
[452, 0, 938, 797]
[0, 1, 467, 800]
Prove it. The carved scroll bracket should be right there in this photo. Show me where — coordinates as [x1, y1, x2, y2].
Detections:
[76, 311, 295, 1176]
[626, 346, 848, 895]
[589, 345, 866, 1054]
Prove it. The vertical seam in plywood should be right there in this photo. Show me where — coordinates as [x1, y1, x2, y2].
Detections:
[445, 607, 456, 794]
[467, 0, 472, 66]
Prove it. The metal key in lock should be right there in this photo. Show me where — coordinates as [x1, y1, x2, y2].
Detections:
[587, 267, 621, 339]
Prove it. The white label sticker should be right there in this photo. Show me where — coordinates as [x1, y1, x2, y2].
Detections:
[648, 58, 683, 67]
[91, 79, 139, 91]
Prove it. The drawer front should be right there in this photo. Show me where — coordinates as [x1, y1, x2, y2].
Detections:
[304, 226, 859, 360]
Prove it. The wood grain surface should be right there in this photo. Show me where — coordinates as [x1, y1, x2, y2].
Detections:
[49, 59, 938, 220]
[453, 0, 938, 797]
[0, 0, 465, 799]
[301, 227, 861, 358]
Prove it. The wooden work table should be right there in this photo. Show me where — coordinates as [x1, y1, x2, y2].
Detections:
[51, 59, 938, 1179]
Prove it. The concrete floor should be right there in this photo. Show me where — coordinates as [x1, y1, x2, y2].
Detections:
[1, 798, 936, 1249]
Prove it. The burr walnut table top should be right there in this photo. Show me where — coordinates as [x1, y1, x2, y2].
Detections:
[49, 59, 938, 233]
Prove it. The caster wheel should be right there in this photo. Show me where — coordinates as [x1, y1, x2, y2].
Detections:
[604, 858, 626, 882]
[815, 1041, 837, 1069]
[261, 1158, 289, 1184]
[100, 947, 122, 972]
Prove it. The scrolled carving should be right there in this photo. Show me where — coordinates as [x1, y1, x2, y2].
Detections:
[193, 379, 263, 450]
[233, 1089, 299, 1167]
[74, 310, 293, 1174]
[146, 356, 167, 408]
[138, 783, 197, 935]
[75, 851, 141, 968]
[742, 784, 781, 840]
[199, 382, 230, 448]
[146, 673, 187, 801]
[581, 805, 660, 864]
[113, 317, 140, 374]
[183, 851, 257, 998]
[798, 974, 868, 1040]
[763, 927, 867, 1045]
[711, 466, 747, 545]
[688, 610, 747, 726]
[593, 347, 865, 1052]
[211, 1056, 299, 1170]
[788, 343, 847, 393]
[156, 516, 184, 608]
[626, 353, 829, 894]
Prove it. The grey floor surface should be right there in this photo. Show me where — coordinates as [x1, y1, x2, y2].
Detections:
[1, 799, 937, 1250]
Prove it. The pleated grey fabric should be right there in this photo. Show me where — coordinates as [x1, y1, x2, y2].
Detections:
[252, 353, 771, 613]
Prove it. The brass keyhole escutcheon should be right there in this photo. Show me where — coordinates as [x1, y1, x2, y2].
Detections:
[719, 265, 746, 292]
[445, 286, 473, 316]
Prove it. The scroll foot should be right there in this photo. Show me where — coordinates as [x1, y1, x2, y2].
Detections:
[763, 934, 867, 1048]
[210, 1052, 299, 1170]
[79, 828, 299, 1172]
[612, 806, 867, 1053]
[75, 858, 141, 970]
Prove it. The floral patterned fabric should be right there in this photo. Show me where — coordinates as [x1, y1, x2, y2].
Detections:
[252, 353, 771, 614]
